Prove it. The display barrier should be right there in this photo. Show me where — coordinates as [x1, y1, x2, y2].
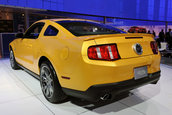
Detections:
[0, 33, 16, 58]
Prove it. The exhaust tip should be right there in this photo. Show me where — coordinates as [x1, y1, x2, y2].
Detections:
[100, 94, 112, 100]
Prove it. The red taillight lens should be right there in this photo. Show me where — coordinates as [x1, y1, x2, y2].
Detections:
[88, 44, 120, 61]
[88, 46, 98, 59]
[150, 41, 158, 54]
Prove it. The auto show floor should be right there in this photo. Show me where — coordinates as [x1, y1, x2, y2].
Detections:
[0, 59, 172, 115]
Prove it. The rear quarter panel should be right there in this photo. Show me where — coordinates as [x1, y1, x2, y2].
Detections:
[33, 21, 87, 89]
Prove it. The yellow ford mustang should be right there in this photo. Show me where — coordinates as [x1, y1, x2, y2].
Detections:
[9, 19, 160, 103]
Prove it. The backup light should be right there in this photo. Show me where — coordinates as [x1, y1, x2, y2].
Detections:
[88, 44, 120, 61]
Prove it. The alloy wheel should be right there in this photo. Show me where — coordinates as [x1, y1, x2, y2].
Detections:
[10, 50, 15, 68]
[40, 66, 54, 99]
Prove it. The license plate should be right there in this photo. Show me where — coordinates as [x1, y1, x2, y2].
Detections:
[134, 66, 148, 80]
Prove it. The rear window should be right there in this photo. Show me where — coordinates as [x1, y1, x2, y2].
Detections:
[56, 21, 126, 36]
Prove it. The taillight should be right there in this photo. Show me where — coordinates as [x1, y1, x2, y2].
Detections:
[88, 44, 120, 61]
[150, 41, 158, 54]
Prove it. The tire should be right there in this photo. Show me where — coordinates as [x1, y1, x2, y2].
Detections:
[10, 50, 19, 70]
[40, 61, 67, 103]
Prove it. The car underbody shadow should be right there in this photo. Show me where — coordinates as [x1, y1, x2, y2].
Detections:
[68, 87, 160, 114]
[69, 91, 131, 110]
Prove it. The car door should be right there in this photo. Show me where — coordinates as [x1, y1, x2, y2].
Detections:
[19, 22, 45, 71]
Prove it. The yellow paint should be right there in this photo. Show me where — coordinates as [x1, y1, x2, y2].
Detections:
[10, 19, 161, 91]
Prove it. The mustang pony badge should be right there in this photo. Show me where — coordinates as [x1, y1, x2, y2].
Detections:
[133, 43, 143, 55]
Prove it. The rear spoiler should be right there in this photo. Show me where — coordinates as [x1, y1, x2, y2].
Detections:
[83, 33, 154, 41]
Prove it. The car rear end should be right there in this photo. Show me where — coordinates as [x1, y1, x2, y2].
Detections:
[56, 20, 160, 101]
[65, 33, 160, 101]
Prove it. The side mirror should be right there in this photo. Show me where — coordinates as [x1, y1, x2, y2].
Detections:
[15, 33, 23, 38]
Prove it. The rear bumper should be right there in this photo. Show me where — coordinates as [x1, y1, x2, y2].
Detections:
[62, 71, 160, 102]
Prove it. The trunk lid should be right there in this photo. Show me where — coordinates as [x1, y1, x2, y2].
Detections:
[82, 33, 154, 59]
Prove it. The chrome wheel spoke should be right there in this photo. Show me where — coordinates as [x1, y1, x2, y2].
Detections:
[45, 86, 49, 97]
[49, 86, 53, 96]
[47, 74, 51, 81]
[44, 70, 49, 77]
[42, 85, 47, 93]
[41, 69, 45, 75]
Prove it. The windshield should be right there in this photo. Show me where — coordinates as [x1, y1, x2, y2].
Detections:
[56, 21, 126, 36]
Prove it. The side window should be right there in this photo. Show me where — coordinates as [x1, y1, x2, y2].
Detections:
[24, 22, 45, 39]
[44, 25, 59, 36]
